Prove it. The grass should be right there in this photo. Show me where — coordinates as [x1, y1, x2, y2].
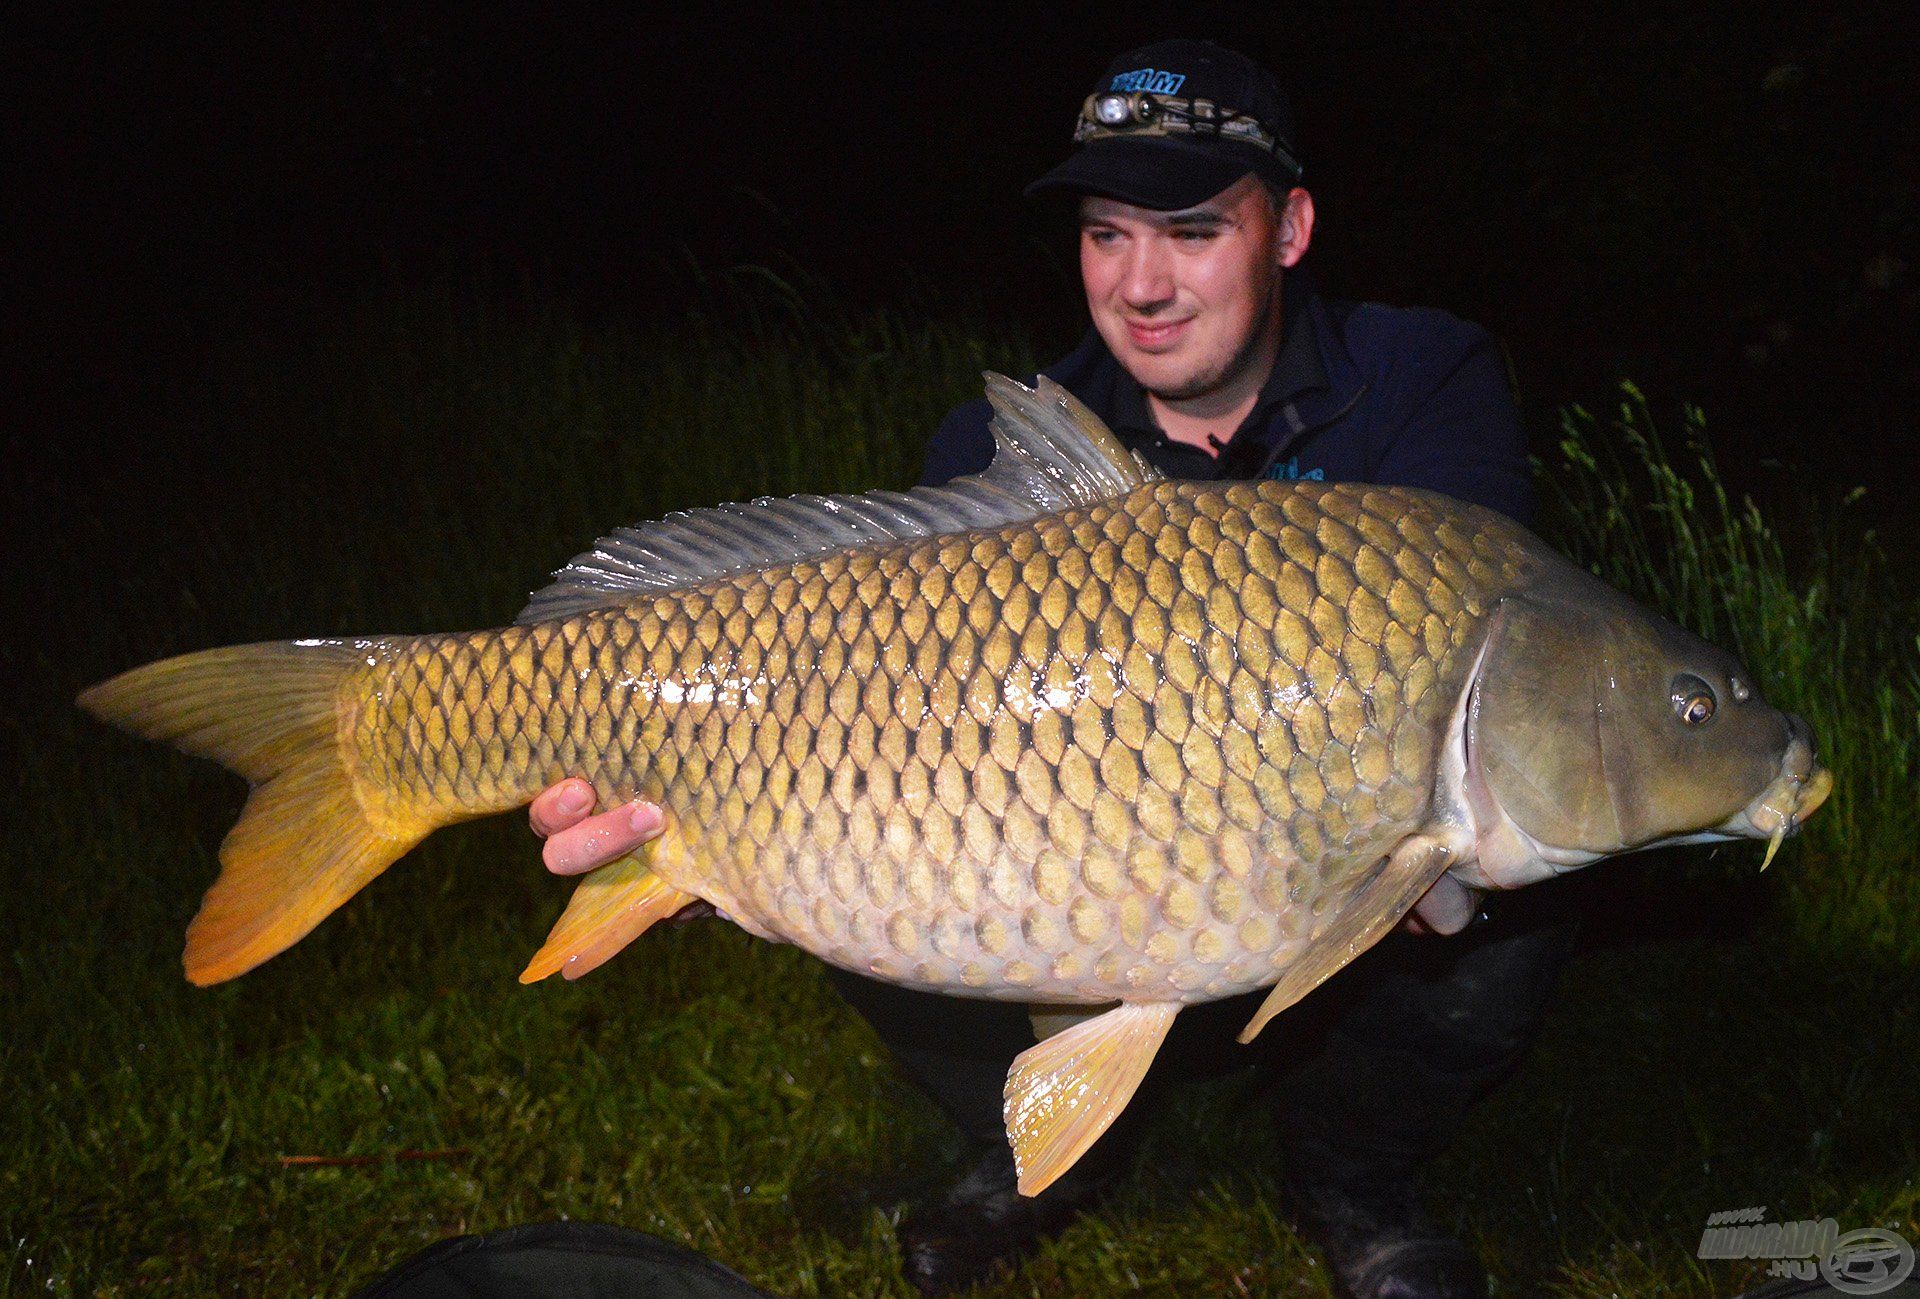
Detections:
[5, 279, 1915, 1295]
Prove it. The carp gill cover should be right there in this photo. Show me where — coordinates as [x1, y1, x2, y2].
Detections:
[81, 375, 1831, 1194]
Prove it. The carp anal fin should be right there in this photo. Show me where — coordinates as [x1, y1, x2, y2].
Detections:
[1239, 835, 1455, 1044]
[520, 840, 697, 983]
[1028, 1001, 1116, 1042]
[517, 374, 1163, 624]
[1004, 1000, 1178, 1197]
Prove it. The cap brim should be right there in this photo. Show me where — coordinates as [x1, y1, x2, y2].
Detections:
[1023, 137, 1280, 210]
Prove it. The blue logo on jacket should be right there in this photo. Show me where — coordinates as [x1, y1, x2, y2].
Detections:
[1267, 456, 1324, 482]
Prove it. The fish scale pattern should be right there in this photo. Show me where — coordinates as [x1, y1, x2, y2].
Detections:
[351, 480, 1535, 1003]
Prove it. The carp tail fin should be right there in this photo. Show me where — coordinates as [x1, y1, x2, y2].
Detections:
[79, 641, 433, 986]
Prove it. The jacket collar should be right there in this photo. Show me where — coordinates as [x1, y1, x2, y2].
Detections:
[1284, 266, 1366, 433]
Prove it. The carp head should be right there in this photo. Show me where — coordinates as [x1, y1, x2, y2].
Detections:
[1448, 570, 1832, 892]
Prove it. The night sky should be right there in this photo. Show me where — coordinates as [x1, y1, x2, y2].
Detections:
[14, 4, 1918, 519]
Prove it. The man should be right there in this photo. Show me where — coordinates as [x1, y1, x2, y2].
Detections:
[530, 39, 1573, 1299]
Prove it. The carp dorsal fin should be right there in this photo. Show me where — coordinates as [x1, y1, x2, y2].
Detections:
[975, 373, 1162, 514]
[516, 374, 1162, 624]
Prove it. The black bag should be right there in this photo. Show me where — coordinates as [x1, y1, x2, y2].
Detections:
[352, 1221, 778, 1299]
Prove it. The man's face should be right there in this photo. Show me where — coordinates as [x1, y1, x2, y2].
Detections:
[1078, 173, 1310, 401]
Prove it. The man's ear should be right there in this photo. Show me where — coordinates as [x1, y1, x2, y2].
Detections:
[1278, 187, 1315, 269]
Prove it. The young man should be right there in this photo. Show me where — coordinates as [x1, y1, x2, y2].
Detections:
[531, 40, 1571, 1299]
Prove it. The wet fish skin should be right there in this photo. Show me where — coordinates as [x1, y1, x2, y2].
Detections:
[348, 478, 1529, 1005]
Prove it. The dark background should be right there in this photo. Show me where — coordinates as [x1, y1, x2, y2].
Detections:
[11, 4, 1918, 520]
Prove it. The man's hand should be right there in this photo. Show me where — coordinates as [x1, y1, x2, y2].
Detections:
[1403, 873, 1481, 935]
[529, 778, 665, 876]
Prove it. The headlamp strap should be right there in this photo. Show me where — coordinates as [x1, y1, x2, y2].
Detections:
[1075, 91, 1300, 179]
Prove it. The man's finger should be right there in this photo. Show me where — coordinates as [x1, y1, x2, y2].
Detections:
[1407, 874, 1479, 935]
[542, 801, 666, 877]
[529, 778, 597, 837]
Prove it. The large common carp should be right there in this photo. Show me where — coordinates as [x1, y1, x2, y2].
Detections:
[81, 375, 1830, 1195]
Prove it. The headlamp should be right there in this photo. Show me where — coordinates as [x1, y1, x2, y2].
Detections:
[1073, 91, 1300, 180]
[1090, 92, 1151, 127]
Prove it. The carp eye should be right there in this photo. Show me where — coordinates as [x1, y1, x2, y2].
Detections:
[1671, 673, 1716, 726]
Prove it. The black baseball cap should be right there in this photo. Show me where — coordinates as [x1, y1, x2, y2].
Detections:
[1025, 39, 1301, 211]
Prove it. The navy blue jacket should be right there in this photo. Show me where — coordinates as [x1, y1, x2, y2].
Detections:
[920, 270, 1533, 527]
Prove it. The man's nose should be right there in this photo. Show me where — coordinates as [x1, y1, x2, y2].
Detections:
[1119, 242, 1175, 311]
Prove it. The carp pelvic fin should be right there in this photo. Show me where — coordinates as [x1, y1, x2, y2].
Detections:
[1004, 1001, 1178, 1197]
[1239, 835, 1456, 1044]
[78, 640, 432, 986]
[520, 845, 696, 983]
[516, 374, 1162, 625]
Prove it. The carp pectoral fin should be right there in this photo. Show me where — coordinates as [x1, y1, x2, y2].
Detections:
[1239, 835, 1455, 1045]
[1004, 1001, 1178, 1197]
[519, 847, 695, 983]
[1028, 1002, 1117, 1042]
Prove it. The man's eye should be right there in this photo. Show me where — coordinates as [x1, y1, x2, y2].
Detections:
[1083, 229, 1120, 246]
[1173, 229, 1218, 242]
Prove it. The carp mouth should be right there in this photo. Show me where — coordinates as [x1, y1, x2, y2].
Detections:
[1710, 720, 1833, 869]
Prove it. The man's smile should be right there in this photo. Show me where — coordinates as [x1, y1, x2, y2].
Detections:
[1124, 317, 1194, 351]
